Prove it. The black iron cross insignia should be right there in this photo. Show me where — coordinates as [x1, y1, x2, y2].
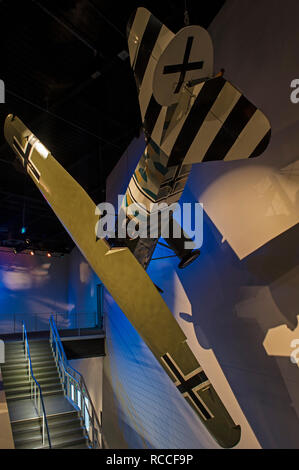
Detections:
[162, 353, 212, 420]
[163, 36, 203, 94]
[13, 137, 40, 181]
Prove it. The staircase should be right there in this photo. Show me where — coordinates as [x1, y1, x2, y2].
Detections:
[1, 339, 90, 448]
[2, 341, 63, 401]
[11, 411, 89, 449]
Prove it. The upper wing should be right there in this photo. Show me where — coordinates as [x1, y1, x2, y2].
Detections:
[4, 114, 241, 448]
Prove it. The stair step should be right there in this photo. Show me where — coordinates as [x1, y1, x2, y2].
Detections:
[6, 343, 51, 350]
[3, 370, 59, 382]
[5, 381, 61, 392]
[2, 358, 55, 368]
[14, 422, 85, 443]
[61, 442, 90, 449]
[5, 351, 52, 360]
[1, 365, 57, 377]
[3, 376, 61, 388]
[5, 385, 30, 395]
[15, 428, 88, 449]
[34, 370, 59, 378]
[4, 340, 93, 449]
[7, 349, 52, 356]
[2, 372, 30, 381]
[3, 379, 32, 389]
[7, 389, 64, 401]
[4, 342, 23, 348]
[12, 415, 82, 436]
[12, 410, 79, 427]
[51, 435, 89, 450]
[13, 418, 83, 441]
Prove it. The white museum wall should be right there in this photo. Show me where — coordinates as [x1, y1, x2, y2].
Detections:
[69, 356, 103, 419]
[67, 246, 102, 327]
[102, 290, 222, 449]
[0, 249, 69, 332]
[0, 243, 102, 332]
[102, 0, 299, 449]
[199, 0, 299, 259]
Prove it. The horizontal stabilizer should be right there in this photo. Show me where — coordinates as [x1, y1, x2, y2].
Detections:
[161, 77, 271, 166]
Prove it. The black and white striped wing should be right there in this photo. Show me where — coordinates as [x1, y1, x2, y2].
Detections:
[160, 76, 271, 166]
[127, 9, 271, 166]
[127, 7, 174, 136]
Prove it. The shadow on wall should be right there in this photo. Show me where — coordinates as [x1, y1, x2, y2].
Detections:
[187, 153, 299, 261]
[172, 204, 299, 448]
[102, 290, 220, 449]
[102, 362, 155, 449]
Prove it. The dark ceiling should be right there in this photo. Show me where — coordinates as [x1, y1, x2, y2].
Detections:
[0, 0, 225, 254]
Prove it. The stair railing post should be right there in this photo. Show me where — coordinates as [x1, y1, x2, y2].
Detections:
[92, 408, 95, 447]
[42, 413, 45, 446]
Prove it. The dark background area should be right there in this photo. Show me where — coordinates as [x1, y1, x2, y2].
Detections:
[0, 0, 225, 254]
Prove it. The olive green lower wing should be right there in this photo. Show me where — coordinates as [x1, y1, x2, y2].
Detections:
[4, 114, 240, 448]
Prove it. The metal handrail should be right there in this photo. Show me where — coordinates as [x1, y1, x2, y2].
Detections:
[49, 316, 102, 448]
[1, 311, 102, 335]
[22, 321, 52, 448]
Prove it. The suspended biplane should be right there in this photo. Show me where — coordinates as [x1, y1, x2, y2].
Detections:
[4, 7, 271, 448]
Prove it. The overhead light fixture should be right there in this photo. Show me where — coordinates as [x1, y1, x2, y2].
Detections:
[117, 50, 129, 61]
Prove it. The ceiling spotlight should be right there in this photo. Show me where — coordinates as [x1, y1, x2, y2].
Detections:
[47, 252, 51, 258]
[30, 250, 35, 256]
[117, 50, 129, 61]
